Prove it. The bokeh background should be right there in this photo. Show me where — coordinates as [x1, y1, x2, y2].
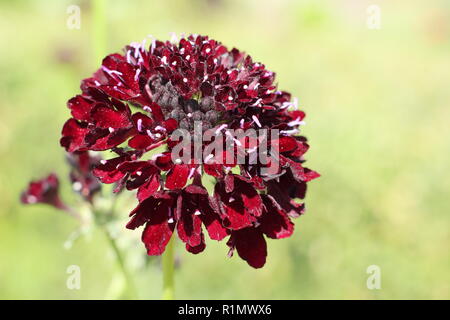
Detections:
[0, 0, 449, 299]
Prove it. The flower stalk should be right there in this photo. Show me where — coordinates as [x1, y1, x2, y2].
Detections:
[162, 237, 175, 300]
[102, 226, 138, 299]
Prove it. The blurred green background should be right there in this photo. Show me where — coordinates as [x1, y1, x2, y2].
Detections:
[0, 0, 449, 299]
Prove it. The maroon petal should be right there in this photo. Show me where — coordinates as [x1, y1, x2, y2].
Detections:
[137, 174, 160, 202]
[128, 134, 155, 150]
[154, 152, 173, 171]
[214, 182, 257, 230]
[126, 192, 173, 230]
[260, 195, 294, 239]
[87, 127, 134, 151]
[60, 119, 89, 152]
[93, 156, 128, 183]
[165, 164, 190, 190]
[141, 217, 174, 256]
[283, 157, 307, 182]
[185, 232, 206, 254]
[303, 168, 320, 182]
[271, 136, 298, 153]
[199, 199, 229, 241]
[177, 211, 203, 248]
[68, 95, 94, 121]
[90, 104, 131, 129]
[235, 177, 263, 217]
[203, 163, 224, 178]
[228, 228, 267, 269]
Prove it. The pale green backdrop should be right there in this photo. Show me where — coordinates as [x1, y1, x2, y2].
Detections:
[0, 0, 448, 299]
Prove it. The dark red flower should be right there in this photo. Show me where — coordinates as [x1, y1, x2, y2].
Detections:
[60, 34, 319, 268]
[21, 173, 67, 210]
[226, 194, 294, 268]
[67, 151, 102, 202]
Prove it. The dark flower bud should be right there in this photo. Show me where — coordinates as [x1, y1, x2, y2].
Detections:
[21, 173, 67, 210]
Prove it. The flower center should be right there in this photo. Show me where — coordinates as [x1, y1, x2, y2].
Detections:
[148, 76, 220, 131]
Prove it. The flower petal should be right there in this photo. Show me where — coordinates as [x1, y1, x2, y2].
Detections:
[137, 174, 160, 202]
[165, 164, 190, 190]
[260, 195, 294, 239]
[60, 119, 89, 152]
[228, 228, 267, 269]
[185, 232, 206, 254]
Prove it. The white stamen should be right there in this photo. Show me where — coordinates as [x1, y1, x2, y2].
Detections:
[251, 98, 262, 107]
[240, 119, 245, 128]
[108, 127, 115, 133]
[248, 146, 258, 153]
[143, 105, 151, 112]
[126, 50, 132, 64]
[205, 48, 211, 53]
[154, 125, 166, 132]
[183, 77, 188, 83]
[134, 68, 141, 81]
[136, 171, 142, 176]
[225, 131, 242, 146]
[137, 119, 143, 132]
[188, 167, 196, 180]
[186, 55, 190, 60]
[203, 75, 208, 81]
[94, 80, 101, 86]
[73, 182, 83, 192]
[180, 48, 185, 54]
[146, 129, 156, 139]
[161, 56, 167, 64]
[174, 158, 182, 164]
[288, 119, 306, 127]
[27, 195, 37, 204]
[151, 153, 164, 160]
[151, 39, 156, 54]
[172, 61, 177, 66]
[215, 124, 228, 135]
[194, 210, 201, 216]
[252, 115, 262, 128]
[102, 66, 123, 77]
[243, 85, 248, 89]
[228, 96, 233, 101]
[280, 102, 292, 109]
[204, 154, 214, 164]
[168, 218, 174, 224]
[100, 160, 107, 165]
[281, 129, 300, 135]
[229, 197, 235, 203]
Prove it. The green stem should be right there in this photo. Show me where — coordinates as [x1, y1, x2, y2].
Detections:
[92, 0, 107, 64]
[102, 227, 138, 299]
[162, 238, 175, 300]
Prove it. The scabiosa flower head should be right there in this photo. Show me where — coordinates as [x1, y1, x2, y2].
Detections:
[21, 173, 67, 210]
[60, 34, 319, 268]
